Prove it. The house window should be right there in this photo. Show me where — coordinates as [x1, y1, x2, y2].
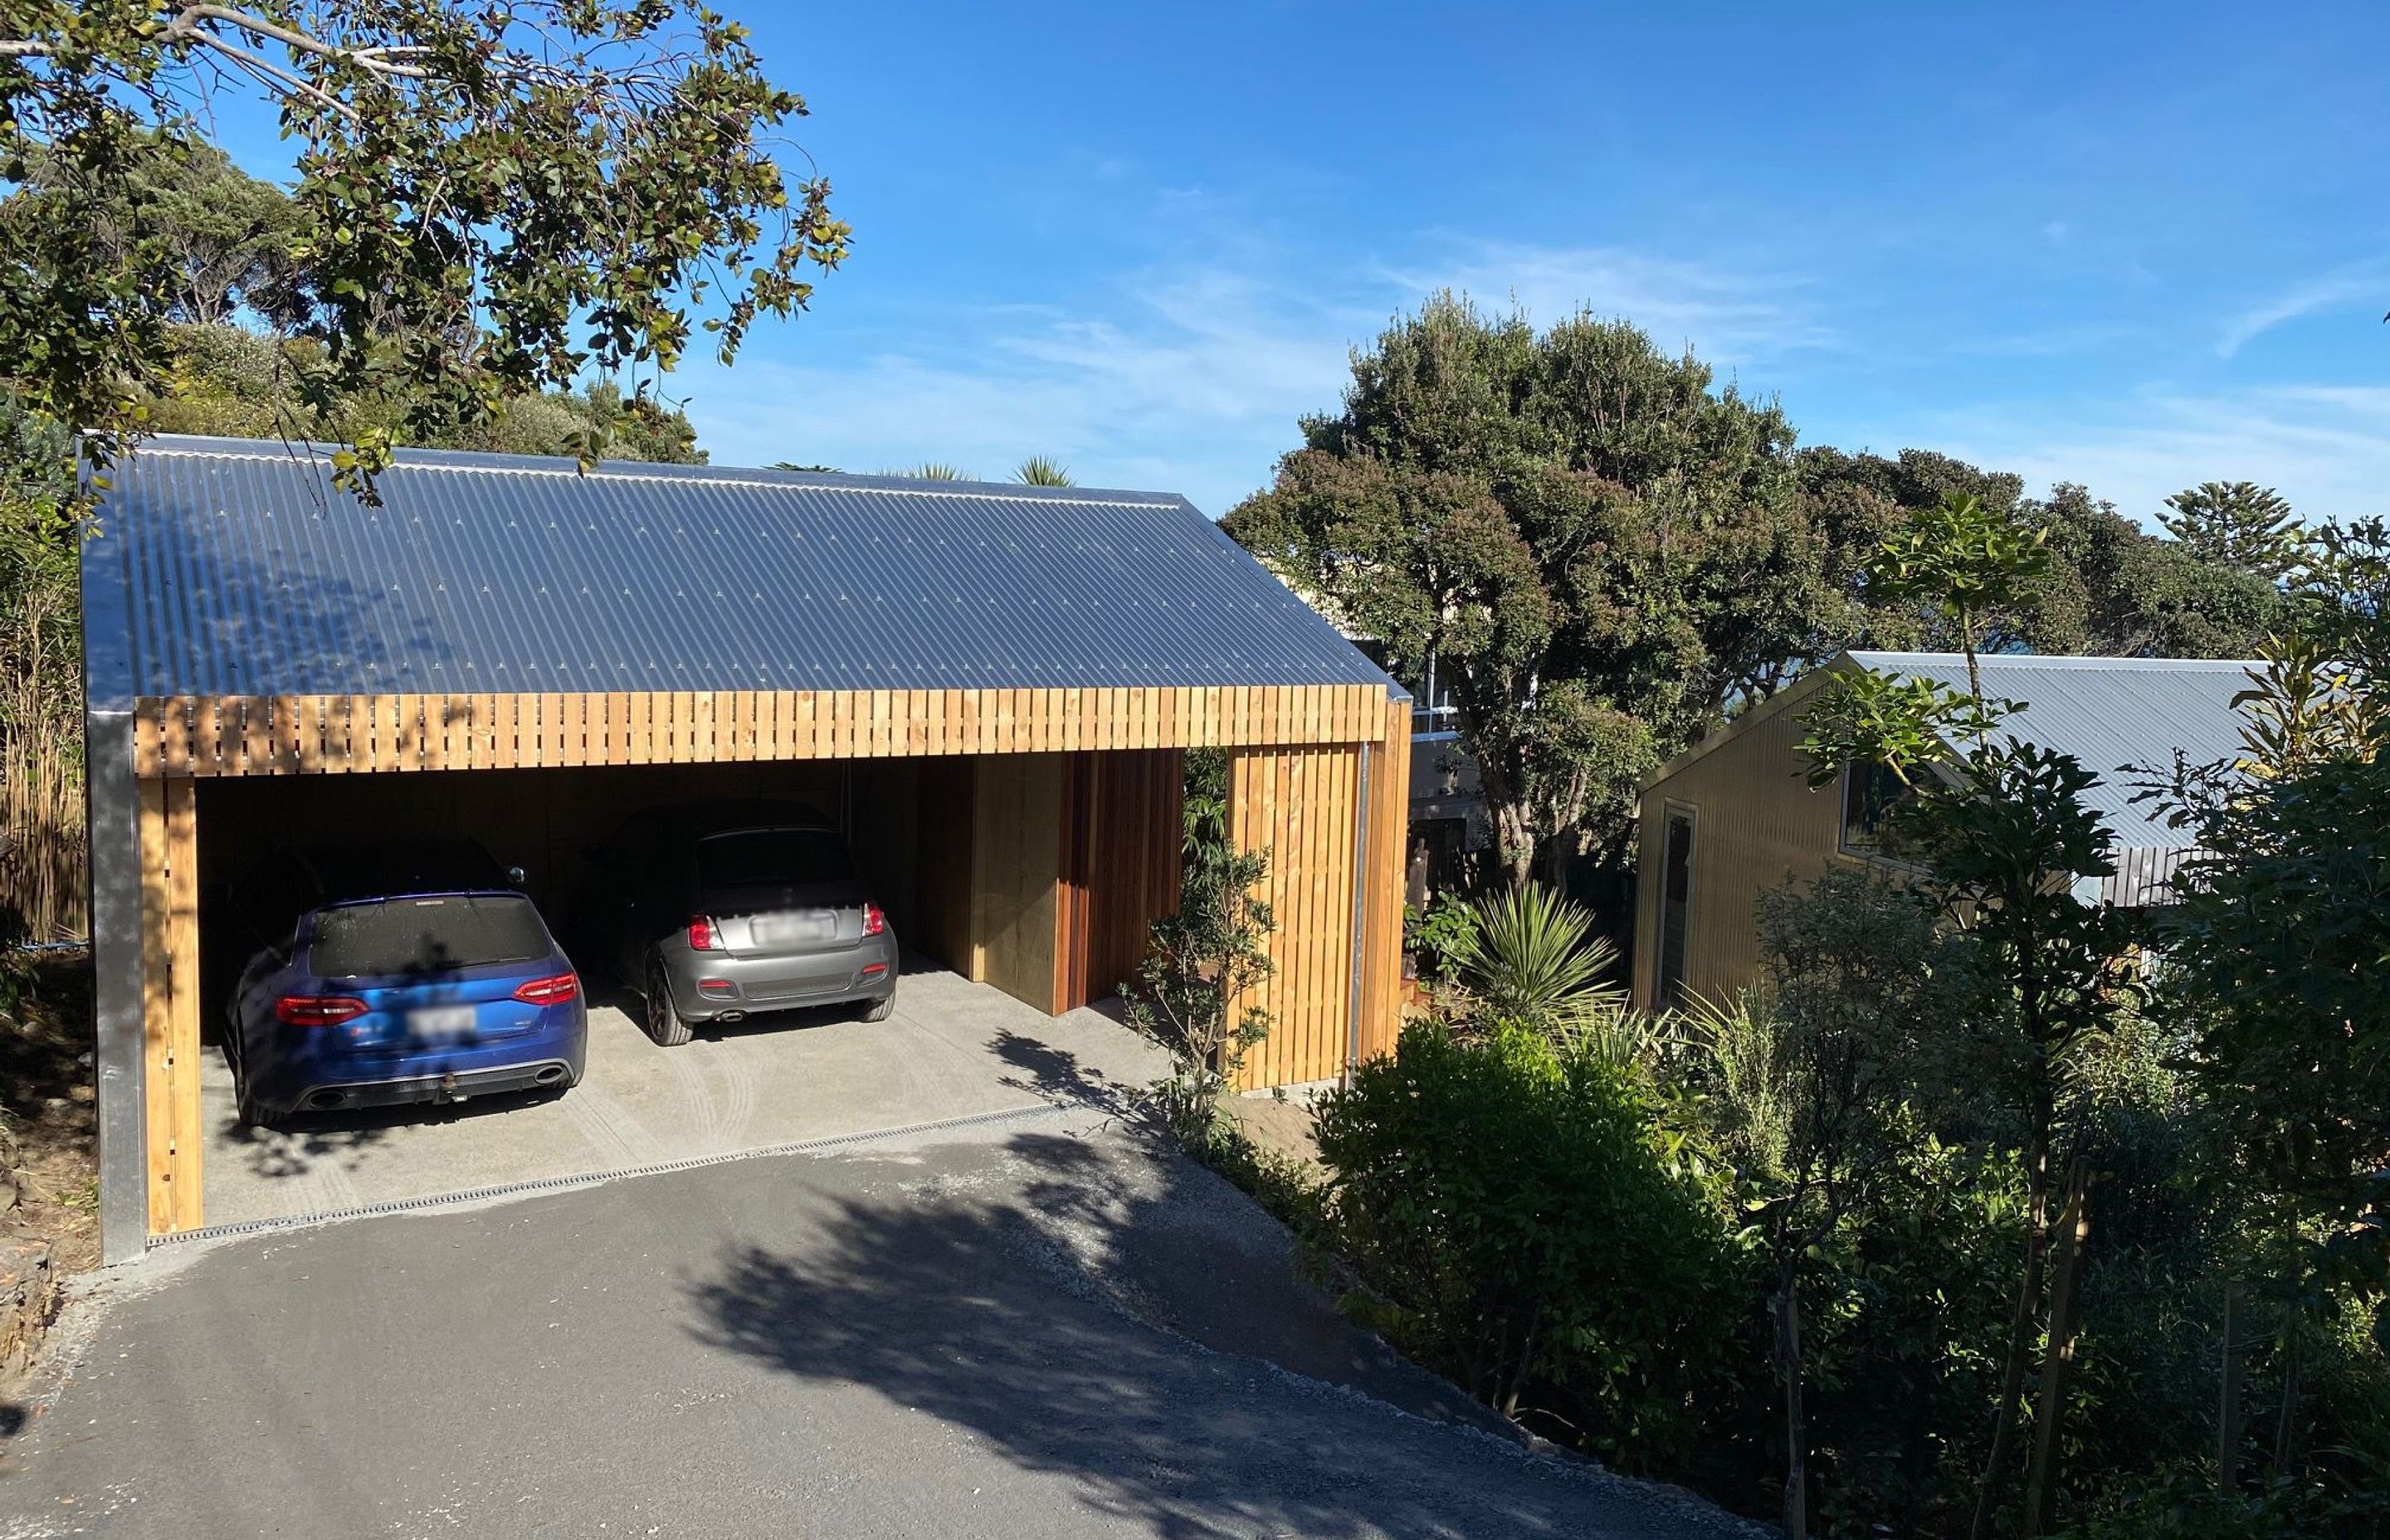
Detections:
[1840, 761, 1912, 855]
[1656, 806, 1695, 1010]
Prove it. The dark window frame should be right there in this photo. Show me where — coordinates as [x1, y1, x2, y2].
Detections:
[1656, 802, 1696, 1011]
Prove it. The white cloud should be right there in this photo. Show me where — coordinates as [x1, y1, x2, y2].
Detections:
[2216, 266, 2385, 358]
[1381, 239, 1835, 364]
[672, 237, 1821, 510]
[1927, 384, 2390, 525]
[666, 269, 1372, 512]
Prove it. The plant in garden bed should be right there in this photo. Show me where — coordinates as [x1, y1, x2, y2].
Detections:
[1312, 1015, 1742, 1463]
[1402, 893, 1479, 985]
[1802, 491, 2140, 1538]
[1121, 750, 1275, 1146]
[1680, 865, 1985, 1540]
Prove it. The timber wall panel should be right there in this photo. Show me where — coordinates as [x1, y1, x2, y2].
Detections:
[132, 686, 1401, 778]
[139, 777, 202, 1235]
[971, 753, 1066, 1011]
[1227, 743, 1373, 1091]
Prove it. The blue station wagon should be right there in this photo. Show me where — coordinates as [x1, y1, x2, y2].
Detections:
[222, 843, 588, 1126]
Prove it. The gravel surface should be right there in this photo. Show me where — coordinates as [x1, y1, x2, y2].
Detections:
[0, 1114, 1765, 1539]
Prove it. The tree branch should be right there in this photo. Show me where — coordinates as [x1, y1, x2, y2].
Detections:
[172, 4, 432, 79]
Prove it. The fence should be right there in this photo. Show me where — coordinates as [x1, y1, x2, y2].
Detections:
[1, 719, 86, 943]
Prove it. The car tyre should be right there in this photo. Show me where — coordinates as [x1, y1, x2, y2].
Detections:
[861, 992, 895, 1023]
[643, 959, 694, 1047]
[227, 1041, 269, 1130]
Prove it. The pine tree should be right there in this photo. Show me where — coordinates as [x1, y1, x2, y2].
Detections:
[2159, 481, 2305, 580]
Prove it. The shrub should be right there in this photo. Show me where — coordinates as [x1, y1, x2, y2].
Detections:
[1447, 881, 1628, 1035]
[1122, 748, 1274, 1143]
[1402, 893, 1478, 982]
[1312, 1016, 1739, 1464]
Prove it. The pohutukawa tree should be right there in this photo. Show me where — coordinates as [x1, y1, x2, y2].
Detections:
[1227, 295, 1855, 893]
[0, 0, 850, 489]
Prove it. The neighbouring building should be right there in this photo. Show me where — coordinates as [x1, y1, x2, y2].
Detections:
[1629, 651, 2256, 1013]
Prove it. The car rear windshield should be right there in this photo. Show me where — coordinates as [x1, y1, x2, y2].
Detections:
[308, 894, 550, 978]
[697, 829, 854, 889]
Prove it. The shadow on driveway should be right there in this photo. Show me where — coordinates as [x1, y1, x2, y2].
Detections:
[682, 1128, 1693, 1540]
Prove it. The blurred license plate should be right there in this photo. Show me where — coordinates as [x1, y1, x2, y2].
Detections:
[408, 1006, 476, 1041]
[754, 912, 835, 948]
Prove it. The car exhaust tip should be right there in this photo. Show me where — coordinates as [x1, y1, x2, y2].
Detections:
[534, 1065, 568, 1085]
[716, 1010, 746, 1025]
[305, 1089, 349, 1111]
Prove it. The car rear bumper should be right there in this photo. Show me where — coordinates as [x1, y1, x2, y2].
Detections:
[283, 1058, 581, 1116]
[664, 935, 900, 1020]
[247, 1012, 588, 1120]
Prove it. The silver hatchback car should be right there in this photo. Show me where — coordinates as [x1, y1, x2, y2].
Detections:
[583, 802, 899, 1045]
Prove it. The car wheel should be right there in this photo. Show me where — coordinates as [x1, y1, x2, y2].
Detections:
[644, 960, 694, 1047]
[861, 992, 895, 1023]
[228, 1042, 268, 1129]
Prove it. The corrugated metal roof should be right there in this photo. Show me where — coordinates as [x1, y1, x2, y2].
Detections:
[81, 436, 1400, 708]
[1849, 651, 2256, 850]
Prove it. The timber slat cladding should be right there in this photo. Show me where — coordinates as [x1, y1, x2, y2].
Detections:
[139, 777, 202, 1235]
[129, 685, 1401, 776]
[1226, 740, 1378, 1093]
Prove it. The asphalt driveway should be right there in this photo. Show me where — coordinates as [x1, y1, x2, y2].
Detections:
[0, 1108, 1757, 1539]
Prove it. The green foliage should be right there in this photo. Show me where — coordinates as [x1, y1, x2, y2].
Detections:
[1227, 294, 1822, 887]
[1236, 309, 2287, 902]
[1011, 456, 1074, 486]
[9, 133, 305, 329]
[2161, 483, 2307, 582]
[1797, 1131, 2031, 1537]
[1871, 493, 2052, 647]
[2055, 1468, 2390, 1540]
[1402, 893, 1479, 982]
[1753, 865, 1989, 1140]
[1313, 1016, 1740, 1459]
[1447, 880, 1628, 1036]
[1797, 454, 2292, 660]
[133, 322, 705, 464]
[1122, 749, 1275, 1143]
[1, 1, 848, 490]
[1799, 669, 2016, 790]
[886, 461, 970, 480]
[2157, 752, 2390, 1229]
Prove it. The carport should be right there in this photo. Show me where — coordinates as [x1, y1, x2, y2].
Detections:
[80, 438, 1408, 1261]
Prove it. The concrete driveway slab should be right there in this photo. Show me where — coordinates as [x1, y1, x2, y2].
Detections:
[201, 964, 1169, 1227]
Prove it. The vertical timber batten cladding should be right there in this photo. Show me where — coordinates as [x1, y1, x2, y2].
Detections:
[82, 437, 1411, 1255]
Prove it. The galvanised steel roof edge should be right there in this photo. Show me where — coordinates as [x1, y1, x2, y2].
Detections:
[101, 432, 1197, 509]
[1641, 647, 2256, 801]
[1851, 649, 2264, 674]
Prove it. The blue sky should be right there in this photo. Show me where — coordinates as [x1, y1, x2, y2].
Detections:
[229, 3, 2390, 522]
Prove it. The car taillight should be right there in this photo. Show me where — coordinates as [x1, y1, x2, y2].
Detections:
[513, 973, 579, 1006]
[862, 902, 886, 938]
[688, 915, 723, 952]
[276, 995, 368, 1027]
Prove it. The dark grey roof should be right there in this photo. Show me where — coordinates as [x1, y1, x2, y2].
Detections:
[1848, 651, 2256, 851]
[82, 436, 1398, 708]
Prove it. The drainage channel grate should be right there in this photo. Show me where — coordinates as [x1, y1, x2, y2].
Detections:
[151, 1099, 1080, 1249]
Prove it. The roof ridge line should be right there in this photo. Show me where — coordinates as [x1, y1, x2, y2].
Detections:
[124, 443, 1186, 509]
